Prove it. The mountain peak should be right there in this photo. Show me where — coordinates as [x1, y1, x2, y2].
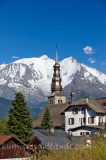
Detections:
[0, 55, 106, 111]
[60, 56, 78, 65]
[13, 57, 37, 64]
[40, 55, 49, 60]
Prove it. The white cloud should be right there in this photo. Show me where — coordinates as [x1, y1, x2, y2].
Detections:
[83, 46, 95, 54]
[11, 56, 19, 59]
[88, 58, 96, 64]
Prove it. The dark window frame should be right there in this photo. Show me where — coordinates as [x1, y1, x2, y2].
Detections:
[68, 118, 74, 125]
[80, 132, 89, 135]
[88, 117, 94, 124]
[58, 100, 60, 104]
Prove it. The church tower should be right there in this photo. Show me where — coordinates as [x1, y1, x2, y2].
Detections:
[51, 46, 62, 93]
[48, 46, 66, 105]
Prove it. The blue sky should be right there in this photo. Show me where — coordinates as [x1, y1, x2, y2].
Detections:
[0, 0, 106, 73]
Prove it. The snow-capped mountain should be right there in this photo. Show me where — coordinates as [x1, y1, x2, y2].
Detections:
[81, 64, 106, 84]
[0, 55, 106, 108]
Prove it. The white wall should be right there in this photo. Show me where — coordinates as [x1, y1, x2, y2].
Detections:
[65, 107, 85, 132]
[86, 108, 97, 125]
[71, 128, 97, 136]
[55, 96, 66, 104]
[65, 105, 106, 133]
[48, 96, 66, 105]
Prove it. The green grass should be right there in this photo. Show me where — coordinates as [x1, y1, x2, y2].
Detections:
[38, 136, 106, 160]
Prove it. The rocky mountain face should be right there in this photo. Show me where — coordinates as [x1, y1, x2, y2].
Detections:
[0, 97, 12, 119]
[0, 55, 106, 118]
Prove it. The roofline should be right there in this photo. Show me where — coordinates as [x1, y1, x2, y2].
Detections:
[61, 103, 106, 114]
[68, 125, 104, 131]
[28, 136, 41, 145]
[48, 95, 66, 98]
[0, 135, 26, 146]
[60, 104, 87, 115]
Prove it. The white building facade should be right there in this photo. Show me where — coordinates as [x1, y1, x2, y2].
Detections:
[63, 99, 106, 136]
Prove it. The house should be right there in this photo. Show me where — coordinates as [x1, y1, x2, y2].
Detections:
[29, 129, 82, 150]
[61, 98, 106, 136]
[34, 49, 106, 137]
[0, 135, 32, 159]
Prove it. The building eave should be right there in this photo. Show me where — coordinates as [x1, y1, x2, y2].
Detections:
[68, 125, 105, 131]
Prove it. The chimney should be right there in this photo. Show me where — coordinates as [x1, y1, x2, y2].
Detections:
[50, 128, 55, 133]
[85, 98, 89, 103]
[70, 92, 75, 103]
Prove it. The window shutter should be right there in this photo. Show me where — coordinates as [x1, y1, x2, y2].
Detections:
[68, 118, 70, 125]
[88, 117, 94, 124]
[88, 117, 90, 124]
[68, 118, 74, 125]
[92, 117, 94, 123]
[72, 118, 74, 124]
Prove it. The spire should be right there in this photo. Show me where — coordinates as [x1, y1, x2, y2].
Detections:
[56, 44, 58, 62]
[51, 45, 62, 93]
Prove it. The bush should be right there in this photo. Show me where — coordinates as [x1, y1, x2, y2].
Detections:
[38, 136, 106, 160]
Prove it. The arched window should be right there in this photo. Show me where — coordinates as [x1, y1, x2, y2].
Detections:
[58, 100, 60, 104]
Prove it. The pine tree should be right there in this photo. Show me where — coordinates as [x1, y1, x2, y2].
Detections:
[41, 108, 53, 129]
[0, 117, 8, 135]
[8, 92, 34, 143]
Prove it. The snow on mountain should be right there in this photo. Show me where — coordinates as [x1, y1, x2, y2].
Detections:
[60, 57, 82, 87]
[81, 64, 106, 84]
[12, 55, 55, 95]
[13, 55, 54, 81]
[0, 64, 7, 70]
[0, 55, 106, 106]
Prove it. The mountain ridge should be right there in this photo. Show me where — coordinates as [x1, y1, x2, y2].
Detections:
[0, 55, 106, 118]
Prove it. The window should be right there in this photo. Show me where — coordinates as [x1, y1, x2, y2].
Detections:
[80, 132, 89, 136]
[98, 117, 104, 126]
[61, 100, 62, 103]
[81, 118, 85, 125]
[58, 100, 62, 104]
[99, 117, 103, 123]
[58, 100, 60, 104]
[80, 132, 82, 135]
[68, 118, 74, 125]
[72, 108, 78, 114]
[88, 117, 94, 124]
[82, 108, 85, 114]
